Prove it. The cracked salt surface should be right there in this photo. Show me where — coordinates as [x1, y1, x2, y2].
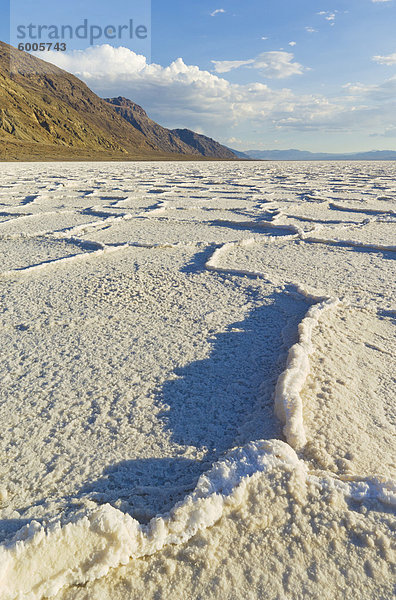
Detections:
[0, 161, 394, 600]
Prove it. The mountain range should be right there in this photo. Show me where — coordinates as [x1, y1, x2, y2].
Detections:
[236, 149, 396, 161]
[1, 42, 394, 163]
[0, 42, 235, 161]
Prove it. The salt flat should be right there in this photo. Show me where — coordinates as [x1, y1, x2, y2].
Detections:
[0, 161, 395, 600]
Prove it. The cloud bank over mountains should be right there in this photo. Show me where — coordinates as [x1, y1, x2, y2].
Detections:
[42, 44, 396, 144]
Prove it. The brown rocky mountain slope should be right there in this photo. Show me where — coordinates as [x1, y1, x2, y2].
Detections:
[0, 42, 236, 161]
[172, 128, 236, 159]
[105, 96, 236, 159]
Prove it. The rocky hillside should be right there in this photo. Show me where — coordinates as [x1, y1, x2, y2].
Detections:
[172, 129, 236, 159]
[105, 96, 236, 159]
[104, 96, 199, 156]
[0, 42, 236, 161]
[0, 42, 161, 160]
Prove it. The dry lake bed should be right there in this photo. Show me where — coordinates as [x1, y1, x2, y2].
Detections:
[0, 161, 395, 599]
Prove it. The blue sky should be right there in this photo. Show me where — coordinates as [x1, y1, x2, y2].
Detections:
[3, 0, 396, 151]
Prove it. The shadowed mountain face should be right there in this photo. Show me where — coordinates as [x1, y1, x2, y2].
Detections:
[105, 97, 237, 159]
[172, 128, 236, 160]
[0, 42, 236, 161]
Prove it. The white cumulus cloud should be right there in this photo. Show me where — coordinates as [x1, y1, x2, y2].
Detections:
[370, 126, 396, 137]
[317, 11, 337, 21]
[212, 51, 304, 79]
[210, 8, 225, 16]
[211, 59, 255, 73]
[344, 76, 396, 101]
[373, 52, 396, 65]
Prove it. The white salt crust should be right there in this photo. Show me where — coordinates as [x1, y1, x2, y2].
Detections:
[0, 161, 394, 599]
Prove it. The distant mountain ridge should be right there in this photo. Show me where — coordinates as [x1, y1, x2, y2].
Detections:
[241, 149, 396, 161]
[225, 147, 251, 159]
[0, 42, 236, 161]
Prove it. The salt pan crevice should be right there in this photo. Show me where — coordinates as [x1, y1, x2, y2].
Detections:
[302, 233, 396, 253]
[0, 242, 128, 278]
[329, 202, 395, 216]
[205, 239, 340, 450]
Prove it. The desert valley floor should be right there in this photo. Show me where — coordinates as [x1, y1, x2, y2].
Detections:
[0, 161, 395, 599]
